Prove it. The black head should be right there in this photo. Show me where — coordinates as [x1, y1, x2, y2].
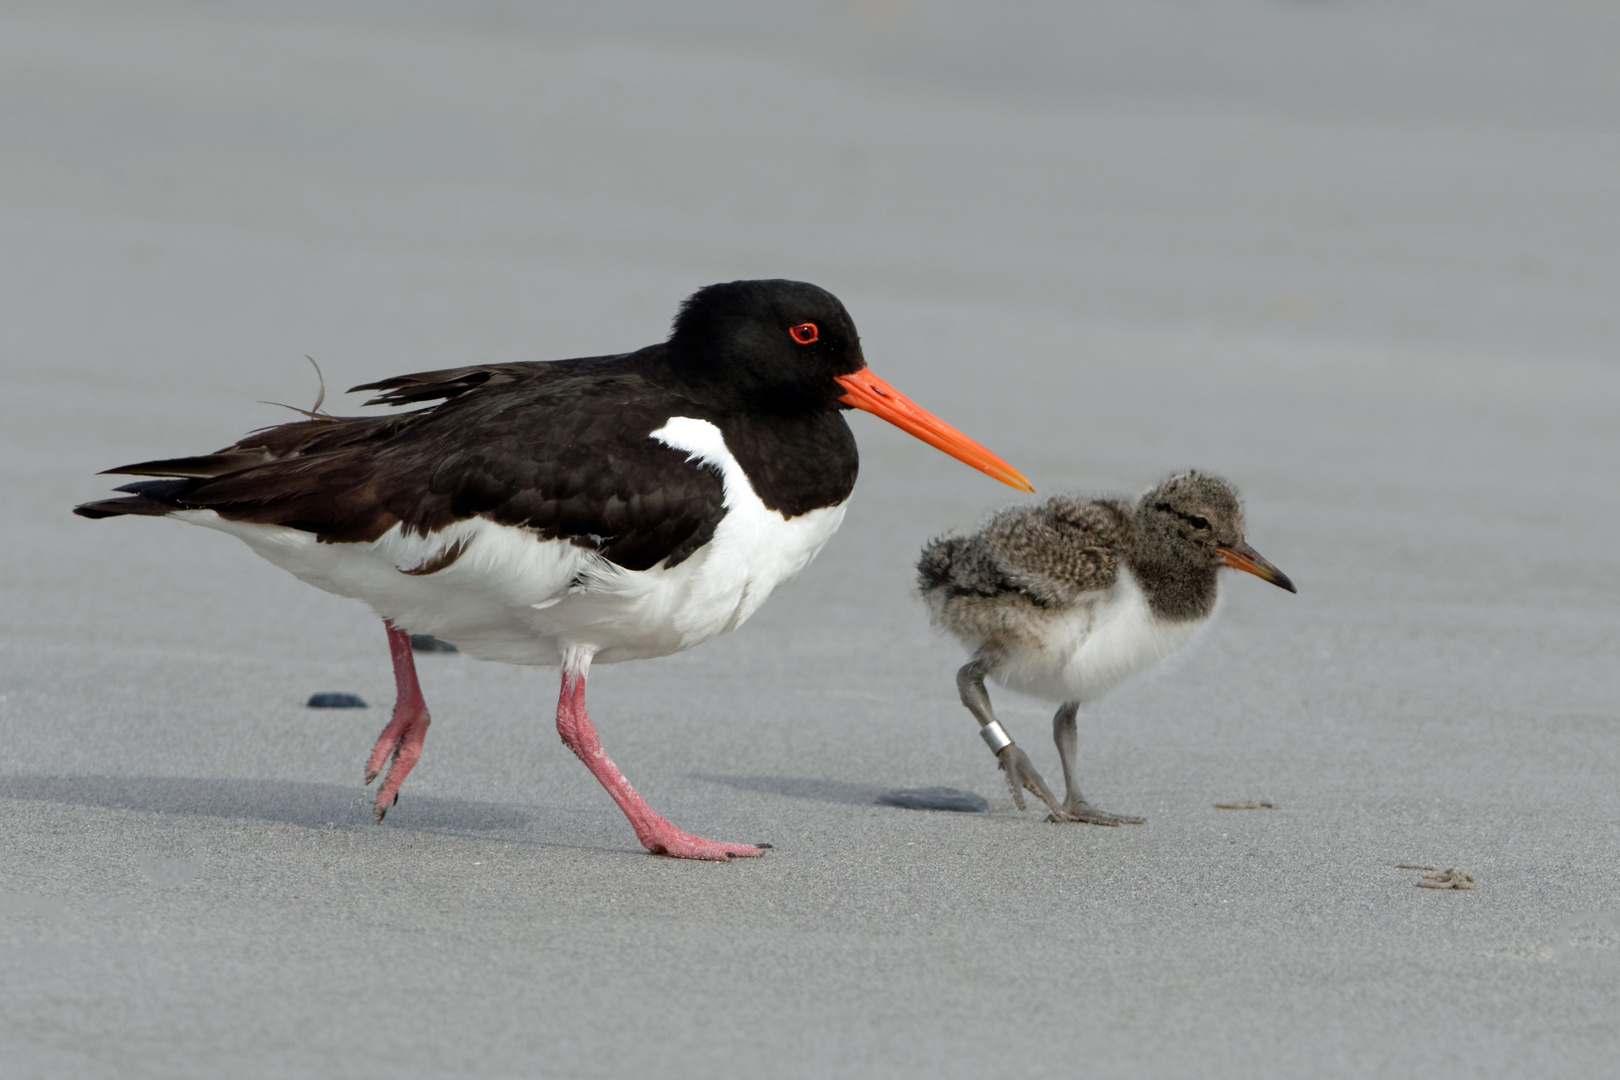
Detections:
[666, 279, 866, 414]
[1137, 471, 1295, 592]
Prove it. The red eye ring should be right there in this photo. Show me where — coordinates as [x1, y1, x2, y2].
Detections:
[789, 322, 819, 345]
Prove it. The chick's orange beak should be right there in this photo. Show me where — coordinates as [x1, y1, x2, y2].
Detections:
[1217, 541, 1297, 593]
[834, 369, 1034, 493]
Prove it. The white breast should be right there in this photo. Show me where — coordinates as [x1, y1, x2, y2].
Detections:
[173, 416, 846, 667]
[990, 567, 1212, 705]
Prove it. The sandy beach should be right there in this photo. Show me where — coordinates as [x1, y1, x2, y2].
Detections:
[4, 2, 1619, 1076]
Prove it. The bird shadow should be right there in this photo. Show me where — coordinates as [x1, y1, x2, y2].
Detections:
[0, 773, 544, 838]
[693, 773, 890, 806]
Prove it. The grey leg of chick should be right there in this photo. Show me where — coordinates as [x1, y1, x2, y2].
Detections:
[1049, 701, 1145, 825]
[956, 657, 1063, 816]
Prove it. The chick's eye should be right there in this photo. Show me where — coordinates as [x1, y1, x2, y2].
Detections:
[1187, 515, 1210, 530]
[789, 322, 819, 345]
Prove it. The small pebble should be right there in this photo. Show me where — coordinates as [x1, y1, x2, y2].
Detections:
[409, 634, 458, 653]
[878, 787, 989, 813]
[306, 692, 367, 708]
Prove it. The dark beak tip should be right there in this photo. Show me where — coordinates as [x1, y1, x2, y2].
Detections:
[1219, 543, 1296, 594]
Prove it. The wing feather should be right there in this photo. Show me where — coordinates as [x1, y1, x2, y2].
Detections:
[920, 496, 1125, 608]
[984, 496, 1123, 605]
[75, 356, 726, 571]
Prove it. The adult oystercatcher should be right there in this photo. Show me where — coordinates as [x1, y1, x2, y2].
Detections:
[76, 279, 1032, 860]
[917, 472, 1294, 824]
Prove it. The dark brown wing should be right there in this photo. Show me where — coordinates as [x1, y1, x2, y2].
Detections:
[76, 354, 728, 572]
[988, 497, 1124, 605]
[920, 496, 1124, 607]
[347, 356, 621, 408]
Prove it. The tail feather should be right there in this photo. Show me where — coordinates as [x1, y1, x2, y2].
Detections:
[74, 477, 205, 519]
[101, 451, 273, 478]
[113, 478, 199, 500]
[74, 410, 393, 529]
[75, 496, 172, 519]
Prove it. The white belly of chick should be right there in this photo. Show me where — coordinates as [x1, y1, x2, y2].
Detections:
[991, 567, 1210, 704]
[172, 416, 846, 667]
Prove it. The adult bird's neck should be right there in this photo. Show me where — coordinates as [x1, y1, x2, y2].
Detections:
[713, 411, 859, 518]
[628, 343, 858, 517]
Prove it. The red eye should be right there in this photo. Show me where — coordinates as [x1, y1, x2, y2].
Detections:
[789, 322, 819, 345]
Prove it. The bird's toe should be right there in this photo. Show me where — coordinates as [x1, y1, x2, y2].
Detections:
[644, 831, 769, 861]
[1049, 802, 1146, 826]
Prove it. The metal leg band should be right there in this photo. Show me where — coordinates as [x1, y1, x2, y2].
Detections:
[979, 720, 1014, 754]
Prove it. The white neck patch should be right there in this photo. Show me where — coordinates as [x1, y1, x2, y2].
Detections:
[649, 415, 847, 636]
[651, 416, 753, 511]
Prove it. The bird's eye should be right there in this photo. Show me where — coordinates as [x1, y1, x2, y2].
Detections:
[789, 322, 819, 345]
[1187, 515, 1210, 530]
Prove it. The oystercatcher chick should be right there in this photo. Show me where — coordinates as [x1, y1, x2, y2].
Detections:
[75, 279, 1033, 860]
[917, 471, 1294, 824]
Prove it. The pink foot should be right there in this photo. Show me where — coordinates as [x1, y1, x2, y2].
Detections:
[555, 647, 769, 861]
[366, 623, 432, 820]
[366, 703, 428, 819]
[640, 826, 769, 861]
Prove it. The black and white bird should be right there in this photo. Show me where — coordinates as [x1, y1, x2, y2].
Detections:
[76, 279, 1032, 860]
[916, 471, 1295, 824]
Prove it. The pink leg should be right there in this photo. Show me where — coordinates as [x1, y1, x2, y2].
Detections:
[364, 622, 431, 820]
[555, 646, 766, 860]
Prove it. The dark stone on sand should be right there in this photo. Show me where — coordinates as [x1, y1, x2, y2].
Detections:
[306, 692, 367, 708]
[409, 634, 458, 653]
[877, 787, 989, 813]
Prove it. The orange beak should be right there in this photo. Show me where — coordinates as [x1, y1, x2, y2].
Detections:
[1217, 541, 1297, 593]
[833, 369, 1034, 493]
